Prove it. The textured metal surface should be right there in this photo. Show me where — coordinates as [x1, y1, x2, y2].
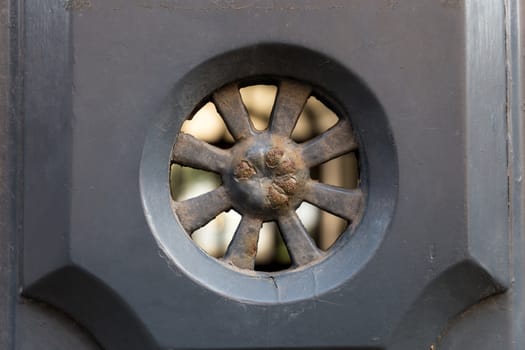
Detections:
[1, 1, 100, 349]
[2, 0, 515, 349]
[439, 1, 525, 349]
[465, 0, 509, 287]
[0, 0, 21, 348]
[171, 79, 363, 270]
[0, 0, 14, 347]
[508, 1, 525, 346]
[16, 301, 102, 350]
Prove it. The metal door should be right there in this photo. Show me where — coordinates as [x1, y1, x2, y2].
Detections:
[1, 1, 524, 349]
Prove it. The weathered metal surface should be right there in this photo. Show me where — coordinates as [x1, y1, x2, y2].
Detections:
[277, 211, 322, 266]
[223, 215, 263, 270]
[11, 1, 515, 348]
[303, 181, 363, 222]
[212, 83, 254, 140]
[0, 0, 16, 346]
[170, 79, 363, 270]
[301, 119, 358, 168]
[171, 132, 231, 174]
[173, 186, 231, 233]
[269, 80, 311, 136]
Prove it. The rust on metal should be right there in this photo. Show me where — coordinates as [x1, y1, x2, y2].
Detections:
[267, 184, 289, 208]
[301, 119, 358, 168]
[277, 211, 322, 265]
[212, 82, 254, 140]
[233, 160, 256, 180]
[171, 132, 231, 174]
[273, 175, 298, 195]
[274, 157, 296, 175]
[173, 186, 232, 233]
[269, 80, 312, 136]
[170, 78, 364, 271]
[223, 215, 263, 270]
[265, 147, 284, 168]
[302, 181, 364, 222]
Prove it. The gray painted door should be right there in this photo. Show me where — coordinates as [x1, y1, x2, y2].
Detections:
[1, 1, 524, 349]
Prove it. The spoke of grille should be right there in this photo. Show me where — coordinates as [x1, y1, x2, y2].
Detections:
[269, 80, 311, 136]
[171, 132, 231, 174]
[223, 215, 263, 270]
[212, 83, 254, 140]
[277, 211, 322, 266]
[174, 186, 231, 233]
[303, 181, 363, 221]
[301, 120, 358, 168]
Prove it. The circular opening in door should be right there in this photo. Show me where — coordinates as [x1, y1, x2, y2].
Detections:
[140, 44, 397, 303]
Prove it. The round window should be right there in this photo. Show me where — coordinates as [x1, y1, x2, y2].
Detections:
[140, 44, 397, 303]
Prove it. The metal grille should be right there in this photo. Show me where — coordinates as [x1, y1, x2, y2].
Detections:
[170, 79, 364, 271]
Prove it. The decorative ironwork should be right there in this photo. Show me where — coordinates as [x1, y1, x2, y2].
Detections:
[170, 79, 363, 270]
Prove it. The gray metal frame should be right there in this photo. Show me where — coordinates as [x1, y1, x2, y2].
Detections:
[465, 0, 508, 285]
[507, 0, 525, 344]
[0, 0, 20, 347]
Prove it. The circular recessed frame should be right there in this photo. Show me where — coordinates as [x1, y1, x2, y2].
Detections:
[171, 79, 364, 271]
[140, 44, 397, 303]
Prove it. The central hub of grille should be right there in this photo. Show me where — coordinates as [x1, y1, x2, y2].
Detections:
[225, 134, 309, 219]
